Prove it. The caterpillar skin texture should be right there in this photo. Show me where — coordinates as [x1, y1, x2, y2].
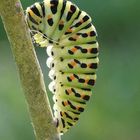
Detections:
[26, 0, 99, 134]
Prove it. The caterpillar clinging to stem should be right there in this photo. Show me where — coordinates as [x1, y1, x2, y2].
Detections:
[26, 0, 99, 135]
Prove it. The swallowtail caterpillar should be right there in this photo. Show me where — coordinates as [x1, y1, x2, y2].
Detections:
[26, 0, 99, 134]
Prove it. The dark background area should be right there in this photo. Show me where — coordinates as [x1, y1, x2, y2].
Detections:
[0, 0, 140, 140]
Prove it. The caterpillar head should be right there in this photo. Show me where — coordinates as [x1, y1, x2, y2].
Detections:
[26, 3, 50, 47]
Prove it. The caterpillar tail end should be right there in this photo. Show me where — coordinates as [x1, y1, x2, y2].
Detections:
[54, 118, 65, 135]
[55, 118, 70, 135]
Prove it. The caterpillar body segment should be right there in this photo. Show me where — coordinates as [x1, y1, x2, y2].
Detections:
[59, 24, 97, 46]
[47, 43, 99, 59]
[61, 11, 92, 40]
[51, 0, 80, 42]
[26, 0, 99, 135]
[47, 57, 99, 73]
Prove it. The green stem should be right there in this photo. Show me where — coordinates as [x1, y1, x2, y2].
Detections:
[0, 0, 60, 140]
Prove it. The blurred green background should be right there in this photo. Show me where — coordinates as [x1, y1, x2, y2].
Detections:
[0, 0, 140, 140]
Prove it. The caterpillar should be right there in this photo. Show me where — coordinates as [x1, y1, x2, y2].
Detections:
[26, 0, 99, 135]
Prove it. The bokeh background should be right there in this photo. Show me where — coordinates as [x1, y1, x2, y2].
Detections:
[0, 0, 140, 140]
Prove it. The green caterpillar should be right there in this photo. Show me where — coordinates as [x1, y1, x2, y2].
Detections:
[26, 0, 99, 134]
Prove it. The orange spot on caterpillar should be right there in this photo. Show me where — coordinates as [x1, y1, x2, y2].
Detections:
[71, 47, 78, 53]
[28, 10, 40, 23]
[69, 75, 75, 81]
[47, 15, 52, 19]
[85, 79, 89, 84]
[80, 19, 84, 23]
[59, 20, 64, 24]
[67, 89, 72, 94]
[64, 101, 68, 106]
[67, 28, 73, 32]
[80, 94, 84, 99]
[60, 111, 65, 116]
[88, 48, 92, 53]
[72, 35, 79, 40]
[88, 63, 92, 68]
[70, 61, 77, 67]
[29, 10, 34, 17]
[76, 106, 81, 111]
[87, 32, 91, 36]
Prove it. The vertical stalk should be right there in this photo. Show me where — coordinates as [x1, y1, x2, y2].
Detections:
[0, 0, 60, 140]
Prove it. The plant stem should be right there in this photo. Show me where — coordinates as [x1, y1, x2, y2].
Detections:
[0, 0, 60, 140]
